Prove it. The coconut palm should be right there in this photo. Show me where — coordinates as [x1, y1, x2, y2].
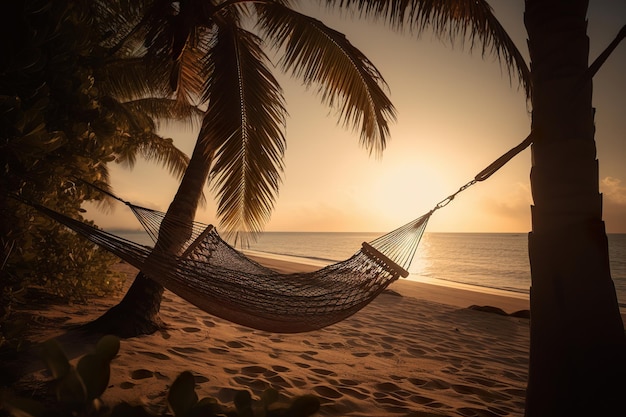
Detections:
[322, 0, 626, 414]
[86, 0, 396, 336]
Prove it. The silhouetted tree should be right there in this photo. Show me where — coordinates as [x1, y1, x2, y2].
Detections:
[87, 0, 396, 336]
[324, 0, 626, 415]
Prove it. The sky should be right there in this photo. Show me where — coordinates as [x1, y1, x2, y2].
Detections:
[87, 0, 626, 234]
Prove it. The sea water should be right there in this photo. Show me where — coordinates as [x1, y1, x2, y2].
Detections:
[115, 230, 626, 310]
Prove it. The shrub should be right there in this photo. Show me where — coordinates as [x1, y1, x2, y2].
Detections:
[0, 336, 321, 417]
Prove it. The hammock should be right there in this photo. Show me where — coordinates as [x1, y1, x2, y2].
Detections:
[16, 131, 534, 333]
[25, 199, 428, 333]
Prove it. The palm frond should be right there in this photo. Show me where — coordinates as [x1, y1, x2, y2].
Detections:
[122, 97, 205, 128]
[96, 57, 172, 101]
[323, 0, 531, 97]
[98, 96, 193, 180]
[91, 0, 150, 50]
[200, 21, 287, 242]
[135, 133, 191, 180]
[256, 2, 396, 155]
[170, 27, 212, 107]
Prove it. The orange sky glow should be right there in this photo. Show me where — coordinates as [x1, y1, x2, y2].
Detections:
[86, 0, 626, 234]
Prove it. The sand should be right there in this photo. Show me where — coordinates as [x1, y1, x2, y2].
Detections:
[4, 257, 531, 417]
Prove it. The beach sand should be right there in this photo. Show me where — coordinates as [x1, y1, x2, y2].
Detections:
[4, 257, 531, 417]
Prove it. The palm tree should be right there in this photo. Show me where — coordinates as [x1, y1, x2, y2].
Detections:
[86, 0, 396, 336]
[322, 0, 626, 415]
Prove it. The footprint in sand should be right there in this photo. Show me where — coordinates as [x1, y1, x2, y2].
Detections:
[233, 376, 267, 391]
[193, 375, 210, 384]
[202, 319, 216, 327]
[407, 346, 426, 357]
[408, 377, 428, 387]
[131, 369, 154, 380]
[313, 385, 342, 399]
[120, 381, 135, 389]
[291, 377, 308, 388]
[457, 407, 503, 417]
[271, 365, 289, 373]
[166, 348, 188, 359]
[422, 378, 451, 391]
[463, 375, 503, 388]
[375, 382, 401, 393]
[155, 372, 169, 380]
[336, 378, 356, 386]
[172, 346, 205, 354]
[409, 394, 436, 405]
[226, 340, 249, 349]
[181, 326, 201, 333]
[138, 350, 170, 360]
[241, 365, 267, 375]
[208, 347, 229, 355]
[265, 374, 292, 388]
[337, 386, 369, 400]
[311, 368, 337, 377]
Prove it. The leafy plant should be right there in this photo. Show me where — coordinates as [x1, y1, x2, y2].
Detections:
[1, 336, 321, 417]
[163, 371, 319, 417]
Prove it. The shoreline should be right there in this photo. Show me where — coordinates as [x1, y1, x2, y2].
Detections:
[245, 251, 531, 314]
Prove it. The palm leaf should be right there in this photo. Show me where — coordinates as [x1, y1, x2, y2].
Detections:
[170, 27, 212, 108]
[323, 0, 531, 97]
[121, 97, 204, 128]
[200, 20, 287, 243]
[98, 96, 193, 181]
[256, 2, 396, 155]
[95, 57, 172, 101]
[135, 133, 191, 180]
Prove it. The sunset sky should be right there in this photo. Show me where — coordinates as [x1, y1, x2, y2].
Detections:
[87, 0, 626, 234]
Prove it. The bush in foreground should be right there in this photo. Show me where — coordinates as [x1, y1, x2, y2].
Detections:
[0, 335, 320, 417]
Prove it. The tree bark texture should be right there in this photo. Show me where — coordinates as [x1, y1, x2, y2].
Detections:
[524, 0, 626, 415]
[87, 123, 216, 337]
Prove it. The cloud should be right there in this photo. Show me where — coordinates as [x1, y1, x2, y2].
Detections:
[481, 182, 532, 230]
[602, 177, 626, 205]
[601, 177, 626, 232]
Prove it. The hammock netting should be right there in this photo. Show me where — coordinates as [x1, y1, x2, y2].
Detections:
[27, 200, 430, 333]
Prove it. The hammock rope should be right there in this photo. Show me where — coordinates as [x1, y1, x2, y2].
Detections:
[19, 198, 428, 332]
[15, 130, 536, 333]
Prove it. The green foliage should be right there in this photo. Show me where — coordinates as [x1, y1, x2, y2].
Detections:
[2, 335, 120, 416]
[0, 0, 126, 305]
[164, 371, 319, 417]
[0, 336, 321, 417]
[0, 0, 191, 307]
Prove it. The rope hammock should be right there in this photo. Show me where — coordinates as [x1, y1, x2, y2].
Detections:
[16, 131, 535, 333]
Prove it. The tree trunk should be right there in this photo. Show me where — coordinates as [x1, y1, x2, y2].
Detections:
[86, 124, 215, 338]
[523, 1, 626, 415]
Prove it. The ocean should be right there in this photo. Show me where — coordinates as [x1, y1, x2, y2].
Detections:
[116, 230, 626, 310]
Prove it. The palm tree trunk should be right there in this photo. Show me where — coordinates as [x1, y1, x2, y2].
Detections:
[86, 124, 215, 337]
[523, 0, 626, 415]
